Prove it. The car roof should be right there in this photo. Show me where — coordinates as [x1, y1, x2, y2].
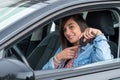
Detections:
[1, 0, 117, 8]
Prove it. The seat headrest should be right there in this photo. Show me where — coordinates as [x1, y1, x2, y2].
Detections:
[86, 10, 115, 35]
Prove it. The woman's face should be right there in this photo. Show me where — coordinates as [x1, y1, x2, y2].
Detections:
[63, 18, 82, 45]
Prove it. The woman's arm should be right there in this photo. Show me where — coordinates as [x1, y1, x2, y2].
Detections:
[91, 34, 113, 62]
[82, 28, 113, 62]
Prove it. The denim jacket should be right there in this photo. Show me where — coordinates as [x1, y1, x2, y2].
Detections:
[42, 34, 113, 70]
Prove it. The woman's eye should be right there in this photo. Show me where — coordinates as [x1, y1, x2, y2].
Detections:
[69, 25, 74, 29]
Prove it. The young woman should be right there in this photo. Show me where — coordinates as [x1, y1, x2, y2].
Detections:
[42, 14, 113, 70]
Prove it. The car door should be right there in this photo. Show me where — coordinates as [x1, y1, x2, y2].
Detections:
[31, 0, 120, 80]
[0, 0, 120, 80]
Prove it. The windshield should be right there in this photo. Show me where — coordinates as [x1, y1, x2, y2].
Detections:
[0, 0, 48, 32]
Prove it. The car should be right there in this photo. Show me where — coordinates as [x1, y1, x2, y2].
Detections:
[0, 0, 120, 80]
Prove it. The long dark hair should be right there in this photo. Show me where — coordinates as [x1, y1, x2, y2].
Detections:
[60, 14, 88, 49]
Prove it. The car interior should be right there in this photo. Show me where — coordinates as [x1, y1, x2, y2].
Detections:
[5, 9, 119, 70]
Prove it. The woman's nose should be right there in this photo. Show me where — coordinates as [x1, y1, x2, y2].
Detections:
[65, 29, 71, 35]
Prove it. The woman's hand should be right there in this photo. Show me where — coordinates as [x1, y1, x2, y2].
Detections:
[55, 45, 80, 62]
[82, 28, 102, 42]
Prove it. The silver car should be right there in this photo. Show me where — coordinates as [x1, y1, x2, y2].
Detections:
[0, 0, 120, 80]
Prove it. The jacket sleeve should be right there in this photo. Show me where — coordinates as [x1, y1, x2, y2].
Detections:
[91, 34, 113, 62]
[42, 57, 55, 70]
[42, 46, 62, 70]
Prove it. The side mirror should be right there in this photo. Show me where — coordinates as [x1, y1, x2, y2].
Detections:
[0, 58, 35, 80]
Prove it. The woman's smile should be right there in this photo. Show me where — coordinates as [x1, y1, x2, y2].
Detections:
[64, 18, 81, 45]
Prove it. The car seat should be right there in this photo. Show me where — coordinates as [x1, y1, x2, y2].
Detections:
[86, 10, 118, 58]
[27, 30, 61, 70]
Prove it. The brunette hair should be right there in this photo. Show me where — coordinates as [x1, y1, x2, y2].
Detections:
[60, 14, 88, 49]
